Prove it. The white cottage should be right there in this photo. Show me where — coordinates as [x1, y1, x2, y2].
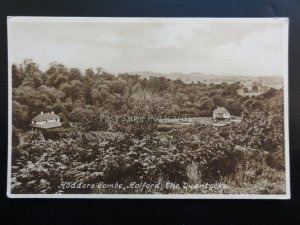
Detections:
[30, 111, 62, 129]
[213, 106, 230, 121]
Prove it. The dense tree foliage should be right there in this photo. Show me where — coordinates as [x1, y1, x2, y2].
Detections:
[12, 60, 246, 130]
[11, 60, 285, 194]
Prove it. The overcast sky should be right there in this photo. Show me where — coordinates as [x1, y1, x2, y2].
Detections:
[9, 18, 288, 76]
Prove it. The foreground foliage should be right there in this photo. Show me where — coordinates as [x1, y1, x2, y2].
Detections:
[11, 110, 285, 194]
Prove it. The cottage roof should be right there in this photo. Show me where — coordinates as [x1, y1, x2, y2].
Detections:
[213, 107, 229, 115]
[32, 112, 60, 122]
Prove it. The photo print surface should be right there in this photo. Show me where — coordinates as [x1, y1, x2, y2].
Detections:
[7, 17, 290, 199]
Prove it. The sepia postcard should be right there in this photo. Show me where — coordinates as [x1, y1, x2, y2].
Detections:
[7, 17, 290, 199]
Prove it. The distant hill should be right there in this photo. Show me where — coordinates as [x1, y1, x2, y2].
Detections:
[128, 71, 283, 88]
[130, 71, 232, 83]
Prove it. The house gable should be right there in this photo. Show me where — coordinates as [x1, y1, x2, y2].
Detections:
[213, 107, 230, 120]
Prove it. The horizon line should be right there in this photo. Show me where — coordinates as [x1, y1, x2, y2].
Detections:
[11, 61, 282, 78]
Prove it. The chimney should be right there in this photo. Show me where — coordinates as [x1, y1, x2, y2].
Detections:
[41, 111, 43, 115]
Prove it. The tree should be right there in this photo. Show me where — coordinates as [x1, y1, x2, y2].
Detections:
[197, 97, 215, 116]
[242, 99, 265, 112]
[212, 96, 225, 107]
[69, 107, 109, 131]
[61, 83, 82, 102]
[12, 64, 23, 87]
[69, 68, 82, 81]
[175, 93, 189, 107]
[226, 98, 242, 116]
[109, 79, 127, 95]
[132, 83, 142, 94]
[85, 68, 95, 77]
[12, 101, 29, 129]
[20, 59, 43, 89]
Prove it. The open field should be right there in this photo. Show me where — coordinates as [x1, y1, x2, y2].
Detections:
[158, 117, 241, 128]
